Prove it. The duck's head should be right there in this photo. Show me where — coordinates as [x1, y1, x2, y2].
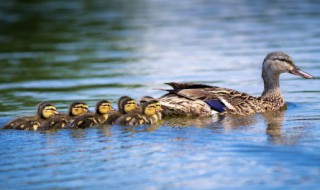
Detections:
[140, 96, 163, 113]
[96, 100, 113, 114]
[119, 97, 138, 114]
[37, 102, 58, 119]
[142, 100, 160, 116]
[69, 102, 89, 116]
[139, 96, 155, 105]
[155, 101, 163, 113]
[262, 52, 315, 79]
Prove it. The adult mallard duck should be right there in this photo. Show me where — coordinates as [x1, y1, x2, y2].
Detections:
[40, 101, 89, 130]
[3, 102, 58, 130]
[68, 100, 117, 128]
[159, 52, 315, 116]
[115, 99, 162, 126]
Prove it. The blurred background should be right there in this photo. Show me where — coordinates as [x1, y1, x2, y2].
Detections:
[0, 0, 320, 189]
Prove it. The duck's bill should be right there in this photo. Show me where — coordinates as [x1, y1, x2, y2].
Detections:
[289, 67, 315, 79]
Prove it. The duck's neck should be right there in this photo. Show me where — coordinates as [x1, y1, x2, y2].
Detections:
[261, 72, 283, 101]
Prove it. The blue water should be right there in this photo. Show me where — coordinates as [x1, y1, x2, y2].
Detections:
[1, 0, 320, 189]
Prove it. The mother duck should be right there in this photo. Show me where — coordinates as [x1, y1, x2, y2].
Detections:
[159, 52, 315, 116]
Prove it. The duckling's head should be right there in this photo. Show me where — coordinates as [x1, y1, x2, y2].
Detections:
[117, 96, 131, 111]
[119, 97, 137, 114]
[142, 100, 160, 116]
[262, 52, 315, 79]
[37, 102, 58, 119]
[69, 102, 89, 116]
[96, 100, 113, 114]
[139, 96, 155, 105]
[155, 101, 163, 112]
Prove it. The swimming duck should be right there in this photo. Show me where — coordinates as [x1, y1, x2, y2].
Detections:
[99, 96, 140, 125]
[68, 100, 116, 128]
[3, 102, 58, 130]
[40, 102, 89, 130]
[115, 99, 162, 126]
[159, 52, 315, 116]
[140, 96, 163, 120]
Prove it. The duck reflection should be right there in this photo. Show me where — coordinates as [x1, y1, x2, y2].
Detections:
[262, 108, 286, 144]
[161, 107, 288, 144]
[117, 124, 160, 134]
[162, 116, 214, 128]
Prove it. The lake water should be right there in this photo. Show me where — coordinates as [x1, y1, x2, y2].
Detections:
[1, 0, 320, 189]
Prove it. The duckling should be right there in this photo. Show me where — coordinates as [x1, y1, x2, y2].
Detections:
[3, 102, 58, 130]
[115, 99, 161, 126]
[69, 100, 116, 128]
[140, 96, 163, 120]
[40, 102, 89, 130]
[100, 96, 140, 125]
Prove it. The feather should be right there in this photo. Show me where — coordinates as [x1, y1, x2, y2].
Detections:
[204, 99, 226, 112]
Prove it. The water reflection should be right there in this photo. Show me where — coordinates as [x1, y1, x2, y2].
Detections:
[162, 108, 292, 145]
[264, 109, 285, 144]
[119, 124, 160, 133]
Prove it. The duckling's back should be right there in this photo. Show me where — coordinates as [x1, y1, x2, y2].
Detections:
[40, 114, 73, 130]
[3, 116, 44, 130]
[115, 112, 150, 126]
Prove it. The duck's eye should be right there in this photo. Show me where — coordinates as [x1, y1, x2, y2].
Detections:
[148, 105, 156, 109]
[45, 106, 56, 111]
[127, 101, 136, 105]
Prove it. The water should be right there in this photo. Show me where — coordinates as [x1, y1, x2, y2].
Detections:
[1, 0, 320, 189]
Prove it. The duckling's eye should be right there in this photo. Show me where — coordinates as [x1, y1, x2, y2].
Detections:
[45, 106, 56, 111]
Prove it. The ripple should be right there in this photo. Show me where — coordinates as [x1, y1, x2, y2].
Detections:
[1, 0, 320, 189]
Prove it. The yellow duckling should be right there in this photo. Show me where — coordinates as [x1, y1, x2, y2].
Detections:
[69, 100, 117, 128]
[115, 99, 162, 126]
[3, 102, 58, 131]
[139, 96, 163, 120]
[99, 96, 140, 125]
[40, 102, 89, 130]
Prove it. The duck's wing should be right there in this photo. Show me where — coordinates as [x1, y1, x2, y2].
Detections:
[164, 82, 216, 90]
[115, 113, 148, 126]
[68, 114, 98, 128]
[40, 115, 70, 130]
[104, 111, 121, 125]
[3, 116, 39, 130]
[166, 87, 261, 114]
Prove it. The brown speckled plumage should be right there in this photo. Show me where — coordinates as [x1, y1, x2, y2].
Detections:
[40, 102, 89, 130]
[115, 100, 161, 126]
[3, 102, 57, 131]
[159, 52, 314, 116]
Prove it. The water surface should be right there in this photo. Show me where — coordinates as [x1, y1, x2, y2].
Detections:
[1, 0, 320, 189]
